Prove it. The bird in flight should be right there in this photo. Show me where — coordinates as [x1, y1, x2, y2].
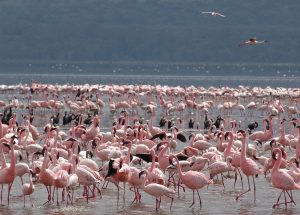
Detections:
[239, 37, 268, 46]
[201, 11, 226, 18]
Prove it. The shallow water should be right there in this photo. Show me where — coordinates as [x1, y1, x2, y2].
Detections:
[1, 98, 299, 215]
[0, 62, 300, 214]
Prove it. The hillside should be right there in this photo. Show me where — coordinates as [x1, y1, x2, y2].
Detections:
[0, 0, 299, 63]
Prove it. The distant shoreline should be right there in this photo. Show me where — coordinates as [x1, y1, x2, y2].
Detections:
[0, 59, 299, 67]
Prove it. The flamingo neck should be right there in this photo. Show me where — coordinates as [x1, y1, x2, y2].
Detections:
[150, 150, 155, 171]
[189, 135, 196, 147]
[296, 129, 300, 150]
[0, 146, 7, 168]
[272, 149, 282, 172]
[41, 150, 49, 171]
[0, 119, 3, 138]
[9, 142, 16, 171]
[158, 144, 170, 159]
[174, 156, 184, 179]
[240, 137, 247, 160]
[124, 144, 132, 165]
[224, 133, 233, 154]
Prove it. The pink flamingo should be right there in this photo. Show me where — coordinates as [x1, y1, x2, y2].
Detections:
[236, 130, 261, 201]
[127, 166, 145, 204]
[207, 157, 234, 188]
[139, 170, 175, 211]
[295, 125, 300, 159]
[239, 37, 267, 46]
[0, 135, 17, 206]
[81, 115, 100, 141]
[22, 170, 35, 207]
[271, 148, 300, 208]
[274, 119, 291, 149]
[224, 131, 243, 188]
[39, 146, 56, 204]
[147, 148, 165, 185]
[169, 154, 213, 208]
[53, 169, 70, 206]
[249, 115, 274, 142]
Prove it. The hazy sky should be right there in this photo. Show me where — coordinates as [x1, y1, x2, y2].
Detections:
[0, 0, 299, 63]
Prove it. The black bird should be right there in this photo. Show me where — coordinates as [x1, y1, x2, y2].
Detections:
[150, 132, 167, 141]
[159, 116, 167, 128]
[29, 108, 34, 124]
[2, 107, 12, 125]
[106, 159, 118, 178]
[167, 119, 175, 130]
[188, 118, 194, 129]
[51, 112, 60, 126]
[214, 115, 224, 129]
[83, 113, 93, 126]
[247, 121, 258, 134]
[63, 111, 75, 125]
[135, 153, 154, 163]
[203, 113, 211, 129]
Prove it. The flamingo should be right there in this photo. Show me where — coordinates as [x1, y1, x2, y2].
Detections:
[201, 11, 225, 17]
[169, 154, 213, 208]
[139, 170, 175, 211]
[0, 135, 17, 206]
[239, 37, 268, 46]
[39, 146, 56, 204]
[22, 170, 35, 207]
[224, 131, 243, 188]
[271, 148, 300, 208]
[295, 125, 300, 159]
[236, 130, 261, 201]
[207, 157, 234, 188]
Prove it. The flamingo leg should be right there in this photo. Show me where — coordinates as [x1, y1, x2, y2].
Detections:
[52, 186, 55, 203]
[62, 188, 65, 201]
[43, 186, 50, 205]
[221, 173, 225, 190]
[234, 169, 237, 188]
[167, 172, 175, 187]
[85, 186, 89, 203]
[95, 185, 102, 199]
[137, 188, 141, 203]
[102, 180, 109, 189]
[23, 195, 26, 207]
[236, 176, 250, 200]
[29, 195, 34, 207]
[274, 190, 296, 208]
[286, 190, 296, 205]
[123, 182, 126, 200]
[155, 198, 158, 211]
[1, 184, 3, 205]
[129, 186, 138, 205]
[88, 185, 95, 198]
[252, 176, 256, 201]
[236, 167, 244, 189]
[158, 197, 161, 209]
[169, 196, 174, 210]
[56, 188, 59, 206]
[7, 183, 13, 206]
[20, 176, 24, 185]
[284, 191, 287, 209]
[189, 190, 195, 208]
[196, 189, 202, 208]
[273, 190, 284, 208]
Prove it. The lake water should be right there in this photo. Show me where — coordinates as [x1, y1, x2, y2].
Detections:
[0, 61, 299, 215]
[0, 61, 299, 88]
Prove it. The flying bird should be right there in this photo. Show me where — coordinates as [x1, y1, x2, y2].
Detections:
[239, 37, 268, 46]
[201, 11, 226, 17]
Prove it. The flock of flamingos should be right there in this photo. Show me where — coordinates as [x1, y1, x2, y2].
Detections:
[0, 81, 300, 212]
